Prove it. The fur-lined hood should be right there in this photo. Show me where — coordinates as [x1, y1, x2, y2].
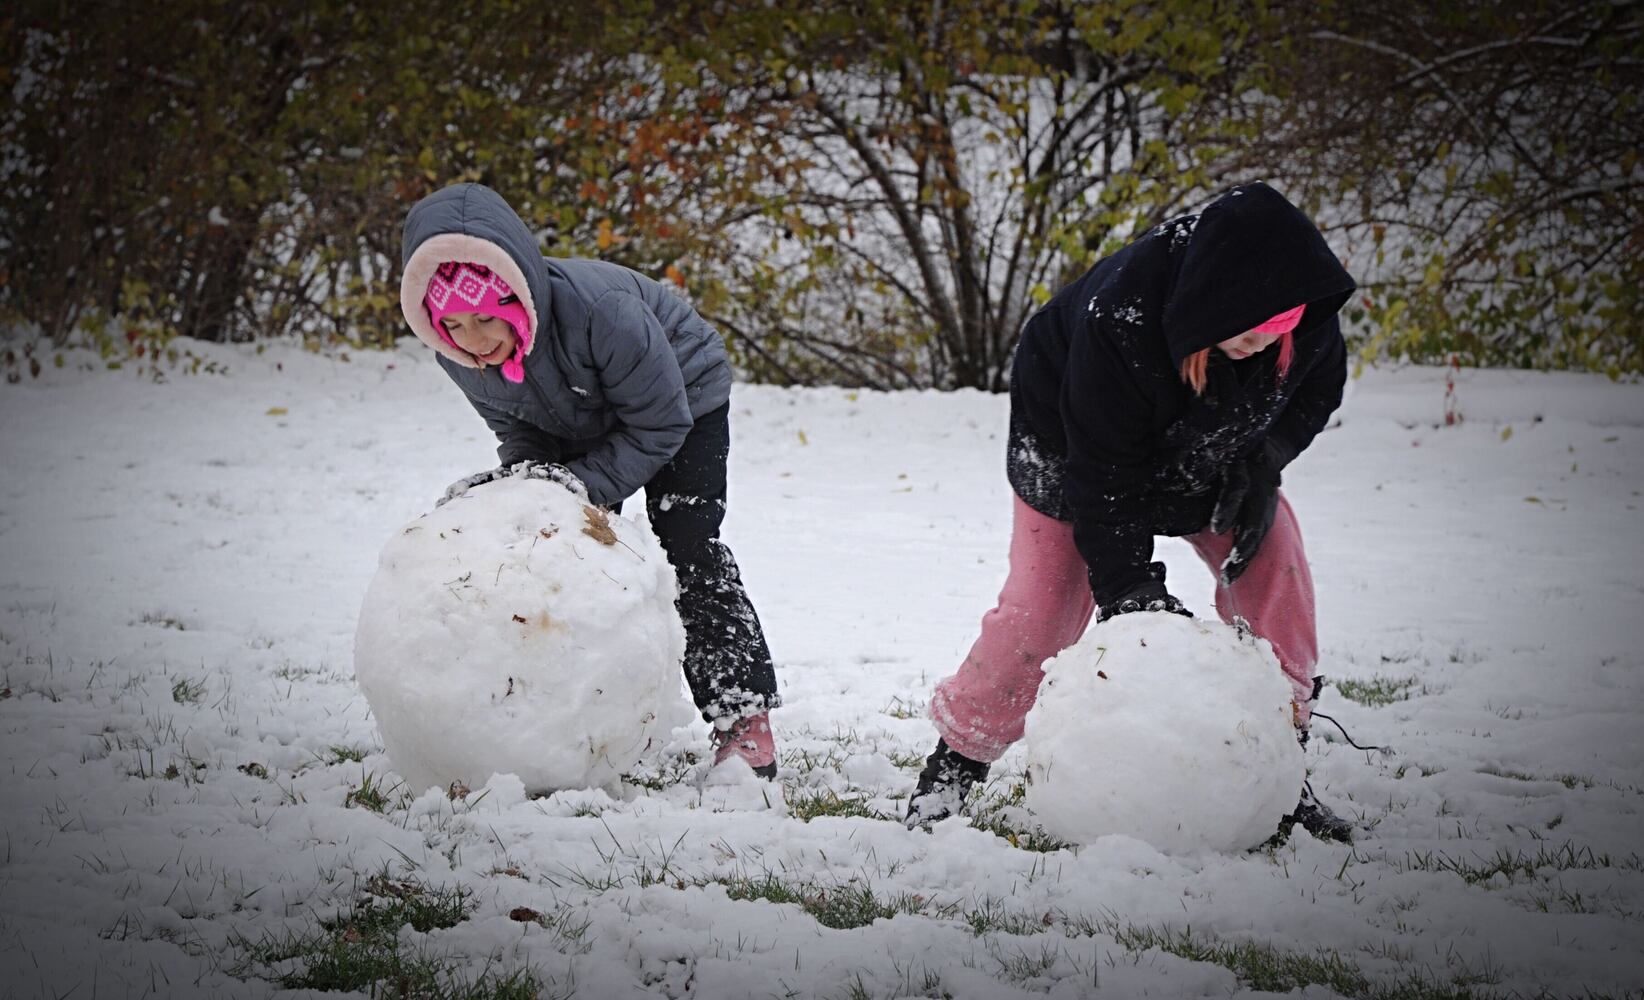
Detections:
[399, 183, 547, 369]
[395, 182, 734, 507]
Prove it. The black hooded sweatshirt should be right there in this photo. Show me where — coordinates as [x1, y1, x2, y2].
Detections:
[1009, 182, 1357, 607]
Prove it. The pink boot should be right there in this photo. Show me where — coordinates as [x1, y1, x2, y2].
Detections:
[712, 712, 777, 779]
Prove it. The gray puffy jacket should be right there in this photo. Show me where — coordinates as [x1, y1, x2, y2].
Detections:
[399, 183, 732, 505]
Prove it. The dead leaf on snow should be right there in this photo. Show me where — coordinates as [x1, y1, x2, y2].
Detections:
[509, 906, 542, 922]
[582, 505, 618, 545]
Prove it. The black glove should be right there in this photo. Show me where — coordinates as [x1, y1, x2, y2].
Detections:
[1211, 440, 1283, 586]
[1096, 562, 1193, 623]
[436, 460, 586, 507]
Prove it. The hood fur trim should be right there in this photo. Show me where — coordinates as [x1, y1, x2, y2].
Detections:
[400, 233, 539, 368]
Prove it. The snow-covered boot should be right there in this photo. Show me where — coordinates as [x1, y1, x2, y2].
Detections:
[712, 711, 777, 779]
[1273, 781, 1353, 844]
[905, 739, 990, 829]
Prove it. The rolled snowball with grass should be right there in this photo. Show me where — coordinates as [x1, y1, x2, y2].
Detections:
[353, 474, 692, 796]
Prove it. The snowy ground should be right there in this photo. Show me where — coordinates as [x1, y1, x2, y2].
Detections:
[1, 339, 1641, 999]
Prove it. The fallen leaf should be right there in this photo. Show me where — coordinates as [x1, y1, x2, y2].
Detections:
[1525, 496, 1543, 504]
[582, 505, 618, 545]
[266, 406, 288, 416]
[539, 527, 558, 539]
[447, 780, 470, 800]
[797, 429, 809, 445]
[1501, 425, 1513, 441]
[509, 907, 542, 923]
[1096, 670, 1108, 680]
[512, 614, 528, 623]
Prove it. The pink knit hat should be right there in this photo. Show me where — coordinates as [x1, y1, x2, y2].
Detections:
[1251, 303, 1306, 335]
[423, 261, 533, 383]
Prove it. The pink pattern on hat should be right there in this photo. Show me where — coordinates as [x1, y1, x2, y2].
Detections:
[423, 262, 534, 383]
[1251, 303, 1306, 336]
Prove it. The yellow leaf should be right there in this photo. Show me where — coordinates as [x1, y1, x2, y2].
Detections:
[1525, 496, 1542, 504]
[1500, 425, 1513, 441]
[596, 218, 614, 251]
[797, 429, 808, 445]
[581, 505, 618, 545]
[266, 406, 288, 416]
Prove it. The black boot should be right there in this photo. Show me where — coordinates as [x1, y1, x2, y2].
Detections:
[905, 740, 990, 829]
[1272, 781, 1354, 845]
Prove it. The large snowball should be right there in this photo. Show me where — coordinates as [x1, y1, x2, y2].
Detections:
[1022, 613, 1304, 853]
[354, 476, 690, 795]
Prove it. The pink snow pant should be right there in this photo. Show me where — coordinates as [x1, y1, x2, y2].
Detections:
[929, 493, 1318, 763]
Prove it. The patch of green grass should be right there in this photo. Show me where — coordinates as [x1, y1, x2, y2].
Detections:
[1335, 675, 1425, 707]
[1061, 914, 1535, 1000]
[355, 873, 472, 930]
[963, 895, 1049, 936]
[1393, 761, 1446, 779]
[787, 787, 895, 823]
[880, 695, 925, 720]
[968, 812, 1070, 853]
[272, 662, 313, 681]
[1098, 920, 1371, 995]
[886, 748, 928, 770]
[1474, 765, 1627, 792]
[231, 874, 556, 998]
[1376, 842, 1644, 884]
[966, 781, 1072, 853]
[249, 936, 550, 997]
[344, 770, 408, 813]
[717, 873, 933, 930]
[171, 676, 207, 704]
[621, 747, 700, 791]
[328, 744, 370, 763]
[781, 744, 852, 775]
[988, 938, 1063, 983]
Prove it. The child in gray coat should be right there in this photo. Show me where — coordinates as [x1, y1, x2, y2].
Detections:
[399, 183, 779, 778]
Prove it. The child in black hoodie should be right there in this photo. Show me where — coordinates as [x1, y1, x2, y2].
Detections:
[908, 183, 1357, 841]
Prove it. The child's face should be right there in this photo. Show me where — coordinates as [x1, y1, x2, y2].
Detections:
[440, 311, 519, 367]
[1216, 329, 1282, 361]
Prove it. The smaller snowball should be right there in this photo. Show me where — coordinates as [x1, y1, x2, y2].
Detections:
[1023, 613, 1304, 853]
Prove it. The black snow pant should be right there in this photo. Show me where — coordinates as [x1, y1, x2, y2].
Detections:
[615, 402, 780, 723]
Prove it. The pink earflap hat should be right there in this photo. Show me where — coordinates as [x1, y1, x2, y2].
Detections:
[423, 262, 533, 383]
